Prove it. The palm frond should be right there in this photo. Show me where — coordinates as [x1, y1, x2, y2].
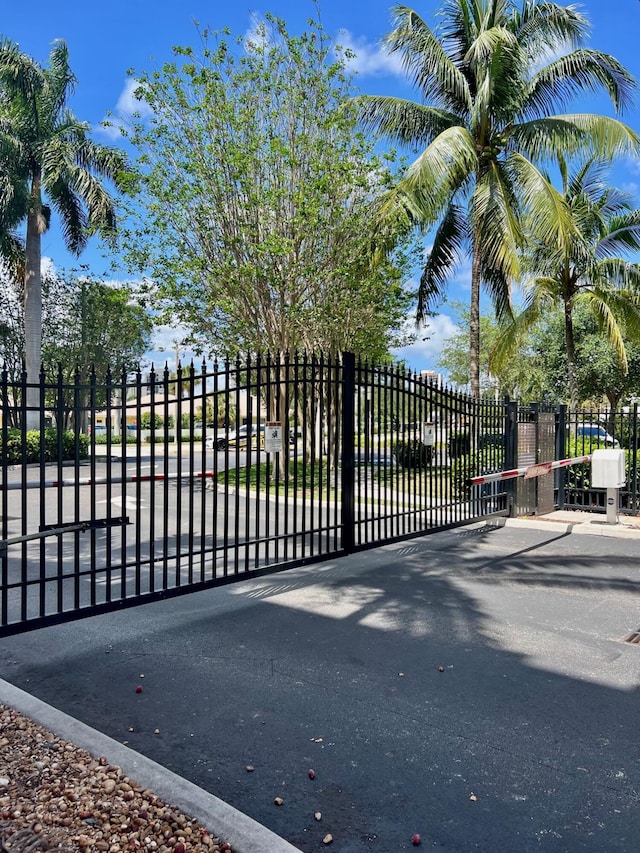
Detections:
[489, 295, 544, 373]
[508, 153, 577, 253]
[472, 159, 523, 282]
[524, 49, 637, 118]
[353, 96, 462, 147]
[0, 38, 43, 107]
[46, 177, 87, 255]
[567, 156, 608, 200]
[596, 211, 640, 258]
[594, 257, 640, 290]
[417, 202, 468, 322]
[42, 40, 76, 122]
[400, 124, 477, 215]
[582, 290, 631, 370]
[512, 1, 590, 57]
[509, 116, 586, 161]
[386, 5, 471, 114]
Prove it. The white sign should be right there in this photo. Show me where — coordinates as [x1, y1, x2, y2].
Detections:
[422, 422, 435, 446]
[265, 422, 282, 453]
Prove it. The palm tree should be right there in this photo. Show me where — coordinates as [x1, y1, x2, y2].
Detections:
[355, 1, 639, 397]
[493, 156, 640, 411]
[0, 38, 128, 425]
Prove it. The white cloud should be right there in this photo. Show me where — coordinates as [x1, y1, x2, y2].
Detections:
[41, 256, 56, 276]
[97, 78, 154, 139]
[244, 15, 270, 53]
[336, 29, 405, 78]
[117, 78, 154, 117]
[147, 324, 199, 371]
[391, 313, 459, 374]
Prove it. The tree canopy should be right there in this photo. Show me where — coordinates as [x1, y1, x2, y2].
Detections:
[119, 12, 417, 362]
[0, 37, 129, 424]
[355, 0, 639, 397]
[492, 156, 640, 410]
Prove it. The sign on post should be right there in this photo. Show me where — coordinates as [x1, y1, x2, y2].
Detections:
[422, 422, 435, 446]
[264, 422, 282, 454]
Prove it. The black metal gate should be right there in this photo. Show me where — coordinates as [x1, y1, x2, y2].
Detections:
[1, 354, 510, 636]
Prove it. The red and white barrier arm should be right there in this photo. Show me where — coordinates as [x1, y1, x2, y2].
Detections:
[0, 470, 216, 492]
[467, 455, 591, 487]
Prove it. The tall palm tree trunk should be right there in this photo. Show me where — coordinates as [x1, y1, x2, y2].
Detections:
[564, 300, 579, 413]
[469, 246, 482, 399]
[23, 188, 43, 429]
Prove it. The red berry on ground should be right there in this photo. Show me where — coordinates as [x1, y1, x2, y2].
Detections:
[135, 685, 143, 693]
[308, 769, 316, 779]
[411, 833, 421, 846]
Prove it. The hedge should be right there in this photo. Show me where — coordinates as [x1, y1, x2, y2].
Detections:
[0, 428, 89, 463]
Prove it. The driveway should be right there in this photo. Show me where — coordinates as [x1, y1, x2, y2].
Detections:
[1, 521, 640, 851]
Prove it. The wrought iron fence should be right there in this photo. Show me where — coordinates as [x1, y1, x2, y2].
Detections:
[1, 354, 511, 636]
[559, 405, 640, 514]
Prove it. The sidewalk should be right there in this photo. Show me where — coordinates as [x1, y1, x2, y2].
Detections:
[500, 508, 640, 537]
[1, 514, 640, 852]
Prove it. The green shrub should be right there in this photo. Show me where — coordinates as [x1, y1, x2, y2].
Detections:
[94, 434, 122, 445]
[450, 447, 505, 498]
[395, 440, 432, 469]
[140, 412, 164, 429]
[448, 431, 471, 459]
[563, 437, 635, 490]
[1, 428, 89, 463]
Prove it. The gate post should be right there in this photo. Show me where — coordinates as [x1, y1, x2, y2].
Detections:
[555, 405, 567, 510]
[341, 352, 356, 554]
[504, 398, 518, 517]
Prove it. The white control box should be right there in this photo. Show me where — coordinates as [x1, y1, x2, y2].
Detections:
[591, 448, 625, 488]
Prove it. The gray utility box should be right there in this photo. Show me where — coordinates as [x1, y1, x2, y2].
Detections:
[591, 448, 625, 488]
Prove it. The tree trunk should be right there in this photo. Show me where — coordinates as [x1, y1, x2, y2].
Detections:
[564, 301, 579, 413]
[469, 246, 482, 398]
[23, 190, 43, 430]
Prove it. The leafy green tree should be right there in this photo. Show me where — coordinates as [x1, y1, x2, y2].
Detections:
[41, 276, 152, 428]
[493, 157, 640, 410]
[355, 0, 639, 398]
[42, 276, 152, 382]
[436, 302, 548, 400]
[528, 305, 640, 409]
[0, 267, 24, 384]
[120, 12, 416, 362]
[0, 38, 130, 425]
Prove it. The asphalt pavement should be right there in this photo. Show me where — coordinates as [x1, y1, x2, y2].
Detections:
[2, 513, 640, 852]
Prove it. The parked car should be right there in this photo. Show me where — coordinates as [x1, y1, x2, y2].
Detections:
[575, 423, 619, 447]
[206, 423, 264, 450]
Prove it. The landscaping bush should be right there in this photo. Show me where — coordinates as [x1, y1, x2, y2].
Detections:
[448, 431, 471, 459]
[1, 428, 89, 463]
[563, 437, 635, 490]
[94, 434, 122, 445]
[395, 440, 433, 469]
[450, 446, 505, 499]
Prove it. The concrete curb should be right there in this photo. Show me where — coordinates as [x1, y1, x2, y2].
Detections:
[490, 516, 640, 539]
[0, 678, 301, 853]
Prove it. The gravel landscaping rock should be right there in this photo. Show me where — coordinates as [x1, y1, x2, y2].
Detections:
[0, 704, 232, 852]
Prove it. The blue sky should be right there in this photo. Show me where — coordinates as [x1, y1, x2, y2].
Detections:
[3, 0, 640, 374]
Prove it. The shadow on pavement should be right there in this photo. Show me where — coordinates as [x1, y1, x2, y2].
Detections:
[1, 523, 639, 852]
